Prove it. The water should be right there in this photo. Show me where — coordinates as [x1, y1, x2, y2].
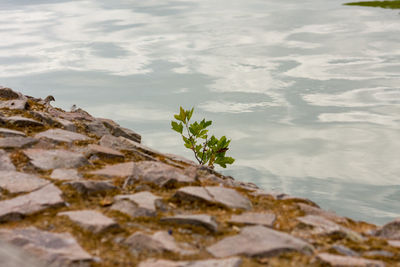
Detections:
[0, 0, 399, 225]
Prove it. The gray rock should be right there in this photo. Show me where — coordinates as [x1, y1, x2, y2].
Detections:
[24, 149, 89, 170]
[0, 137, 37, 149]
[363, 250, 393, 258]
[388, 240, 400, 248]
[163, 153, 197, 166]
[51, 169, 81, 181]
[207, 225, 313, 258]
[0, 227, 93, 266]
[0, 99, 27, 110]
[58, 210, 119, 233]
[124, 231, 195, 255]
[174, 186, 252, 210]
[4, 116, 43, 127]
[376, 218, 400, 240]
[0, 239, 45, 267]
[99, 135, 155, 160]
[85, 120, 110, 137]
[0, 149, 15, 171]
[89, 162, 134, 178]
[0, 127, 26, 137]
[296, 215, 363, 242]
[125, 161, 196, 188]
[161, 214, 219, 232]
[331, 244, 360, 257]
[65, 180, 117, 195]
[0, 184, 64, 222]
[86, 144, 124, 160]
[99, 119, 141, 143]
[0, 87, 20, 99]
[138, 257, 242, 267]
[0, 171, 49, 193]
[297, 203, 347, 224]
[228, 212, 276, 227]
[111, 191, 161, 218]
[316, 253, 385, 267]
[55, 117, 77, 132]
[35, 129, 90, 143]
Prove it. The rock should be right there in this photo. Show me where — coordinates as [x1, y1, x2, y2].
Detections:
[296, 215, 363, 242]
[161, 214, 219, 232]
[99, 118, 141, 143]
[4, 116, 43, 127]
[51, 168, 81, 181]
[0, 99, 27, 110]
[297, 203, 347, 223]
[0, 137, 37, 149]
[124, 231, 195, 255]
[124, 161, 196, 188]
[174, 186, 252, 210]
[58, 210, 119, 233]
[89, 162, 134, 178]
[316, 253, 385, 267]
[0, 239, 45, 267]
[85, 120, 110, 137]
[0, 127, 26, 137]
[0, 87, 20, 99]
[207, 225, 313, 258]
[0, 149, 16, 171]
[388, 240, 400, 248]
[35, 129, 91, 143]
[138, 257, 242, 267]
[65, 180, 117, 195]
[99, 135, 155, 160]
[0, 184, 64, 222]
[24, 149, 89, 170]
[0, 171, 49, 193]
[228, 212, 276, 227]
[376, 218, 400, 240]
[163, 153, 197, 166]
[111, 192, 161, 217]
[86, 144, 124, 160]
[331, 244, 360, 257]
[0, 227, 93, 266]
[55, 117, 77, 132]
[363, 250, 394, 258]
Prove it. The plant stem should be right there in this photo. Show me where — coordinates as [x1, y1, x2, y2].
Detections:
[183, 122, 201, 164]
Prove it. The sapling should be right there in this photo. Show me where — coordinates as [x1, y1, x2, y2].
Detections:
[171, 106, 235, 168]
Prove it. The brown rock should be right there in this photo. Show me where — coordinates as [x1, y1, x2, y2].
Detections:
[0, 87, 20, 99]
[0, 227, 93, 266]
[65, 180, 117, 195]
[138, 257, 242, 267]
[0, 137, 37, 149]
[24, 149, 89, 170]
[228, 212, 276, 227]
[86, 144, 124, 160]
[207, 225, 313, 258]
[99, 119, 141, 143]
[316, 253, 385, 267]
[0, 127, 26, 137]
[0, 149, 16, 171]
[376, 218, 400, 240]
[58, 210, 119, 233]
[0, 184, 64, 222]
[297, 203, 347, 223]
[161, 214, 219, 232]
[35, 129, 90, 143]
[0, 171, 49, 193]
[89, 162, 134, 178]
[111, 192, 161, 218]
[174, 186, 252, 210]
[85, 120, 110, 137]
[51, 168, 81, 181]
[0, 239, 45, 267]
[124, 161, 196, 188]
[4, 116, 43, 127]
[388, 240, 400, 248]
[99, 135, 155, 160]
[0, 99, 27, 110]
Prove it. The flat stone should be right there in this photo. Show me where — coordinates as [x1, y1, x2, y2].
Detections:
[89, 162, 134, 178]
[0, 171, 49, 193]
[99, 135, 155, 160]
[24, 149, 89, 170]
[0, 137, 37, 149]
[85, 120, 110, 137]
[124, 231, 195, 255]
[86, 144, 124, 160]
[0, 184, 64, 222]
[331, 244, 360, 257]
[0, 149, 15, 171]
[99, 119, 141, 143]
[207, 225, 313, 258]
[0, 87, 20, 99]
[363, 250, 394, 258]
[35, 129, 91, 143]
[55, 117, 77, 132]
[51, 168, 81, 181]
[297, 203, 347, 223]
[65, 180, 117, 195]
[125, 161, 196, 188]
[111, 191, 161, 217]
[388, 240, 400, 248]
[0, 239, 45, 267]
[0, 99, 27, 110]
[0, 127, 26, 137]
[58, 210, 119, 233]
[174, 186, 252, 210]
[161, 214, 219, 232]
[376, 218, 400, 240]
[297, 215, 363, 242]
[138, 257, 242, 267]
[4, 116, 43, 127]
[163, 153, 197, 166]
[228, 212, 276, 227]
[316, 253, 385, 267]
[0, 227, 93, 266]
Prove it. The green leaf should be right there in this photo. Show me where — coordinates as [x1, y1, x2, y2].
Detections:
[179, 106, 186, 123]
[171, 121, 183, 134]
[187, 107, 194, 121]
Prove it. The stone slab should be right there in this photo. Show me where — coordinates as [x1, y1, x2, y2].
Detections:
[161, 214, 219, 232]
[99, 135, 155, 160]
[316, 253, 385, 267]
[24, 149, 89, 170]
[138, 257, 242, 267]
[297, 203, 347, 224]
[376, 218, 400, 240]
[58, 210, 118, 233]
[51, 168, 81, 181]
[0, 87, 20, 99]
[65, 180, 117, 195]
[0, 137, 37, 149]
[228, 212, 276, 227]
[5, 116, 43, 127]
[99, 119, 141, 143]
[89, 162, 134, 178]
[0, 149, 16, 171]
[0, 127, 26, 137]
[0, 239, 45, 267]
[111, 192, 161, 218]
[86, 144, 124, 160]
[35, 129, 91, 143]
[207, 225, 313, 258]
[0, 171, 49, 193]
[0, 99, 27, 110]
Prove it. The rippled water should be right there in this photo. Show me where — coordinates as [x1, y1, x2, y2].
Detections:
[0, 0, 399, 224]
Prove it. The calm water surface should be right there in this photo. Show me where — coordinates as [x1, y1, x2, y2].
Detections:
[0, 0, 399, 224]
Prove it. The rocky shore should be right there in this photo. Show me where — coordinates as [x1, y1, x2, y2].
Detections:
[0, 86, 399, 266]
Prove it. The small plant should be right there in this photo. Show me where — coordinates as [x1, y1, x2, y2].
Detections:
[171, 107, 235, 168]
